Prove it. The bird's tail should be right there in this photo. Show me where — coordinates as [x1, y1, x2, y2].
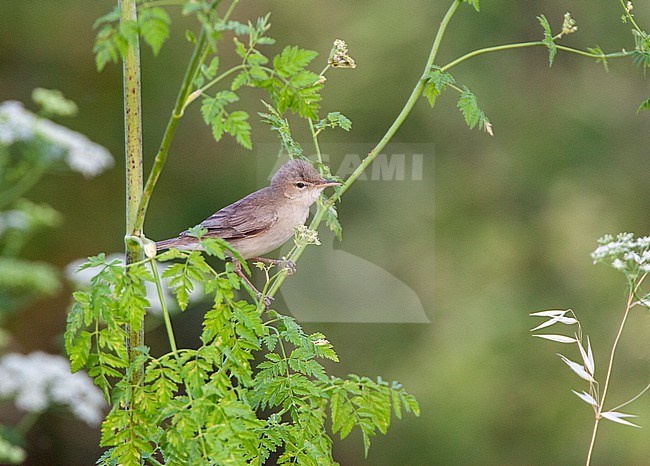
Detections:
[155, 236, 198, 251]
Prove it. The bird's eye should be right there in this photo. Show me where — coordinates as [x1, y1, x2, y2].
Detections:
[295, 182, 306, 188]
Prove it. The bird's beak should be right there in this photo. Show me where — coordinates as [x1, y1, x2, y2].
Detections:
[316, 178, 342, 188]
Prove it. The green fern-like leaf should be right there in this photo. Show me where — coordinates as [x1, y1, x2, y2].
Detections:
[457, 87, 482, 128]
[138, 7, 170, 56]
[315, 112, 352, 132]
[637, 97, 650, 112]
[463, 0, 480, 12]
[273, 46, 318, 78]
[587, 45, 609, 72]
[93, 25, 120, 71]
[423, 66, 455, 107]
[324, 204, 342, 241]
[223, 110, 252, 149]
[200, 91, 239, 124]
[537, 14, 557, 66]
[259, 101, 304, 158]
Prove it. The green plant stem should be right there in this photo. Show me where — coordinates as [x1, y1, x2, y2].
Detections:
[150, 258, 178, 354]
[182, 64, 246, 112]
[441, 42, 630, 72]
[585, 278, 640, 465]
[308, 119, 323, 164]
[120, 0, 145, 384]
[134, 0, 234, 232]
[263, 3, 639, 303]
[139, 0, 186, 8]
[134, 31, 207, 232]
[264, 0, 464, 299]
[610, 382, 650, 412]
[619, 0, 643, 33]
[13, 411, 41, 438]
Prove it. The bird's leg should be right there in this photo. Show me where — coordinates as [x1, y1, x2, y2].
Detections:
[250, 256, 296, 275]
[233, 259, 273, 309]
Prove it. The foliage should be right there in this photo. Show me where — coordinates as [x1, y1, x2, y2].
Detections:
[67, 242, 419, 465]
[66, 0, 650, 464]
[0, 91, 113, 463]
[65, 3, 421, 463]
[537, 14, 557, 66]
[531, 233, 649, 464]
[423, 67, 492, 135]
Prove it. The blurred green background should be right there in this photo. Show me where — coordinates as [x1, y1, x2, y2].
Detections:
[1, 0, 649, 464]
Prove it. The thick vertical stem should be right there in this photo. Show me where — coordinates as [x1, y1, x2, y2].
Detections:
[120, 0, 144, 378]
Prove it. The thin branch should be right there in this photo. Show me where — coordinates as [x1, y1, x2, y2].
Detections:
[264, 0, 465, 299]
[134, 30, 207, 233]
[150, 259, 178, 354]
[441, 41, 630, 72]
[134, 0, 234, 232]
[609, 383, 650, 412]
[585, 280, 639, 465]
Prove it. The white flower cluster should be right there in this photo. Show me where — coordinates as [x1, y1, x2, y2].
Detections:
[0, 352, 105, 426]
[293, 224, 321, 247]
[591, 232, 650, 273]
[561, 12, 578, 36]
[0, 210, 28, 236]
[329, 39, 356, 69]
[0, 101, 114, 178]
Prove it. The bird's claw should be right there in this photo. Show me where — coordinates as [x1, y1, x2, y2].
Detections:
[282, 259, 297, 275]
[256, 292, 274, 309]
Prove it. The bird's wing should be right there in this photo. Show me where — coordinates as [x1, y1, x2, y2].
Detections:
[195, 188, 279, 240]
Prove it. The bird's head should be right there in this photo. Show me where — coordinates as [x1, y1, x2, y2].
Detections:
[271, 159, 341, 206]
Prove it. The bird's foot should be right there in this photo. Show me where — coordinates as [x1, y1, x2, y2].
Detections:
[280, 259, 296, 275]
[256, 292, 274, 310]
[250, 257, 296, 275]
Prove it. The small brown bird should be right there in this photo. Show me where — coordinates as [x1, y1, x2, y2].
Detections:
[156, 159, 340, 301]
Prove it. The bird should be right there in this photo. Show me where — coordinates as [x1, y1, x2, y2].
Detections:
[156, 158, 340, 304]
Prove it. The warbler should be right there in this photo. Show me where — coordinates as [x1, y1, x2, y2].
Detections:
[156, 159, 340, 302]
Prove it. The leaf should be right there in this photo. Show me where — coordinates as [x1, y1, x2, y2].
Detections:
[200, 91, 239, 124]
[577, 336, 595, 376]
[233, 37, 247, 58]
[572, 390, 599, 408]
[530, 315, 578, 331]
[258, 101, 303, 158]
[68, 330, 92, 372]
[532, 334, 576, 343]
[231, 71, 250, 91]
[422, 67, 455, 108]
[273, 46, 318, 78]
[530, 309, 570, 318]
[637, 98, 650, 113]
[324, 205, 342, 241]
[93, 25, 120, 71]
[537, 14, 557, 66]
[185, 29, 196, 44]
[202, 57, 220, 80]
[601, 411, 641, 428]
[93, 7, 119, 29]
[558, 354, 595, 382]
[138, 7, 171, 56]
[457, 87, 481, 128]
[427, 67, 455, 92]
[223, 111, 252, 149]
[463, 0, 480, 12]
[315, 112, 352, 132]
[457, 86, 492, 134]
[587, 45, 609, 72]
